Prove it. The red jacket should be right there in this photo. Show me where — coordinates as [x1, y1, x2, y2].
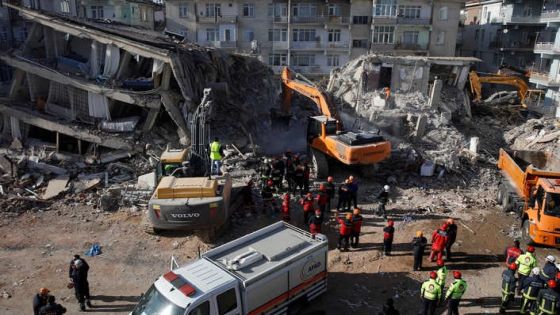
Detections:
[383, 226, 394, 241]
[337, 217, 353, 236]
[431, 229, 448, 251]
[317, 192, 329, 206]
[505, 246, 522, 265]
[300, 197, 314, 212]
[352, 214, 363, 234]
[281, 200, 290, 215]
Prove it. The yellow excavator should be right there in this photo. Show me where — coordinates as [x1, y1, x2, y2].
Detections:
[468, 71, 544, 108]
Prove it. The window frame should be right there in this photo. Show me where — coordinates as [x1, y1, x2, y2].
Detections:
[242, 3, 255, 17]
[179, 4, 188, 18]
[372, 25, 394, 44]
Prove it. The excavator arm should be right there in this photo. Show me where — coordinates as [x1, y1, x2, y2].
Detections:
[281, 67, 342, 128]
[469, 71, 529, 103]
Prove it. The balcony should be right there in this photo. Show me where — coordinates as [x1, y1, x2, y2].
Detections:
[199, 41, 237, 49]
[397, 17, 431, 25]
[273, 16, 288, 23]
[291, 16, 327, 24]
[535, 42, 560, 55]
[530, 72, 560, 87]
[541, 10, 560, 23]
[197, 15, 238, 24]
[272, 41, 289, 50]
[290, 65, 324, 75]
[370, 42, 395, 51]
[323, 41, 350, 50]
[292, 41, 322, 50]
[495, 15, 543, 25]
[394, 42, 428, 51]
[325, 16, 350, 25]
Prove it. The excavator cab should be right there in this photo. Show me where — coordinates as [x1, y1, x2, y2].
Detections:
[307, 116, 337, 143]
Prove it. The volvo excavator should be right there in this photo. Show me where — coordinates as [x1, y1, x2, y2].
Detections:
[468, 71, 544, 108]
[280, 67, 391, 178]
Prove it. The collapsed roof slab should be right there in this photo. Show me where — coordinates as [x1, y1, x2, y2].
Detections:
[0, 54, 161, 109]
[0, 101, 141, 152]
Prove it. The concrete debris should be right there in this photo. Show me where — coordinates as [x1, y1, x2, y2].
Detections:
[42, 175, 69, 200]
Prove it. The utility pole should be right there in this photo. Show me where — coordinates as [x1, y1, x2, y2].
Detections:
[287, 0, 292, 67]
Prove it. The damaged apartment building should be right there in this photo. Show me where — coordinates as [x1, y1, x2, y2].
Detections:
[0, 2, 276, 160]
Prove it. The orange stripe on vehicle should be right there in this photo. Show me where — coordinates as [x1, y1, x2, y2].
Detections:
[248, 271, 327, 315]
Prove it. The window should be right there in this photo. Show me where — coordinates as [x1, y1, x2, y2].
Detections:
[352, 39, 367, 48]
[439, 7, 448, 20]
[327, 55, 340, 67]
[327, 4, 340, 17]
[373, 26, 394, 44]
[206, 28, 219, 41]
[179, 4, 188, 17]
[328, 29, 341, 42]
[268, 3, 287, 17]
[374, 0, 397, 17]
[242, 4, 254, 17]
[244, 30, 254, 41]
[141, 7, 148, 21]
[402, 31, 419, 44]
[269, 54, 287, 66]
[398, 6, 421, 19]
[268, 29, 287, 41]
[206, 4, 221, 17]
[292, 29, 316, 41]
[131, 285, 186, 315]
[353, 16, 368, 24]
[292, 54, 315, 66]
[189, 301, 210, 315]
[293, 4, 317, 17]
[217, 289, 238, 315]
[436, 31, 445, 45]
[60, 0, 70, 14]
[91, 6, 104, 19]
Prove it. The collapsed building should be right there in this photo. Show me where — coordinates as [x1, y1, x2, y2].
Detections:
[0, 3, 276, 161]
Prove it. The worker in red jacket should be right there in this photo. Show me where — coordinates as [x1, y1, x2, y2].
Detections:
[505, 240, 523, 266]
[351, 208, 363, 248]
[430, 223, 449, 262]
[281, 193, 291, 222]
[317, 184, 330, 216]
[300, 192, 315, 225]
[308, 209, 323, 235]
[336, 212, 353, 251]
[383, 220, 395, 256]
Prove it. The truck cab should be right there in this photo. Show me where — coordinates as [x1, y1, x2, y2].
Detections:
[525, 178, 560, 246]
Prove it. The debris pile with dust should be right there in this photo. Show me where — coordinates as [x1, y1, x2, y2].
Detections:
[505, 118, 560, 155]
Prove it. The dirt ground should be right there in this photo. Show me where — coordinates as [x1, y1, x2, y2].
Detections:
[1, 164, 558, 315]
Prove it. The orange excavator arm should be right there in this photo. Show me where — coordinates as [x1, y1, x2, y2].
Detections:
[281, 67, 343, 128]
[469, 71, 529, 103]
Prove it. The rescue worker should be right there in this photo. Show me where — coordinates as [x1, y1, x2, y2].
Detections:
[270, 161, 284, 191]
[209, 137, 223, 176]
[39, 295, 67, 315]
[336, 212, 353, 251]
[383, 220, 395, 256]
[261, 180, 278, 216]
[535, 280, 560, 315]
[284, 150, 295, 192]
[316, 184, 329, 216]
[380, 298, 400, 315]
[281, 193, 291, 222]
[337, 179, 351, 212]
[541, 255, 559, 282]
[377, 185, 390, 219]
[500, 263, 518, 313]
[33, 288, 50, 315]
[70, 258, 91, 311]
[300, 192, 315, 225]
[351, 208, 363, 248]
[274, 155, 285, 189]
[516, 246, 537, 295]
[430, 223, 449, 262]
[520, 267, 546, 314]
[436, 259, 448, 292]
[347, 175, 358, 209]
[293, 164, 305, 195]
[308, 209, 323, 235]
[241, 180, 255, 215]
[303, 161, 310, 193]
[421, 271, 442, 315]
[325, 176, 335, 211]
[383, 87, 391, 100]
[258, 158, 272, 189]
[505, 239, 523, 266]
[445, 271, 467, 315]
[445, 218, 457, 261]
[412, 231, 428, 271]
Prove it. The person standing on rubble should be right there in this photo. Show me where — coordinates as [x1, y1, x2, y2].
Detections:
[500, 263, 518, 313]
[258, 158, 272, 189]
[300, 192, 315, 225]
[421, 271, 441, 315]
[347, 176, 359, 209]
[325, 176, 335, 211]
[445, 218, 457, 261]
[316, 184, 329, 216]
[337, 179, 350, 212]
[516, 246, 537, 296]
[209, 137, 224, 176]
[293, 164, 305, 196]
[284, 150, 296, 192]
[412, 231, 428, 271]
[351, 208, 363, 248]
[261, 180, 278, 217]
[383, 220, 395, 256]
[303, 161, 311, 193]
[430, 223, 449, 262]
[308, 209, 323, 235]
[270, 158, 284, 191]
[33, 288, 51, 315]
[520, 267, 545, 314]
[376, 185, 390, 219]
[70, 258, 91, 311]
[281, 193, 291, 222]
[505, 240, 523, 266]
[336, 212, 353, 251]
[541, 255, 559, 282]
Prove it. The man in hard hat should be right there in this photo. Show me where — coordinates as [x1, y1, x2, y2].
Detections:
[421, 271, 441, 315]
[270, 158, 284, 191]
[39, 295, 66, 315]
[351, 208, 363, 248]
[258, 158, 272, 190]
[301, 192, 315, 225]
[500, 263, 518, 313]
[412, 231, 428, 271]
[337, 179, 350, 212]
[505, 240, 523, 266]
[325, 176, 335, 212]
[261, 180, 278, 217]
[308, 209, 323, 235]
[430, 223, 449, 262]
[293, 163, 305, 196]
[376, 185, 390, 219]
[520, 267, 545, 314]
[536, 280, 560, 315]
[445, 271, 467, 315]
[436, 259, 448, 291]
[516, 246, 537, 296]
[316, 184, 329, 216]
[336, 212, 353, 251]
[209, 137, 223, 176]
[383, 220, 395, 256]
[541, 255, 560, 282]
[70, 258, 91, 311]
[33, 287, 51, 315]
[281, 193, 291, 222]
[347, 175, 359, 209]
[445, 218, 457, 261]
[284, 150, 295, 192]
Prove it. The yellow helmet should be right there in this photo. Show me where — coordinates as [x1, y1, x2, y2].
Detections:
[416, 231, 423, 237]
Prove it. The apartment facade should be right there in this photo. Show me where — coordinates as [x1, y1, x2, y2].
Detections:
[165, 0, 464, 77]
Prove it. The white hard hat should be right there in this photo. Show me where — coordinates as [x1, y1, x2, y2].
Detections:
[383, 185, 390, 191]
[532, 267, 540, 275]
[547, 255, 556, 263]
[74, 259, 83, 268]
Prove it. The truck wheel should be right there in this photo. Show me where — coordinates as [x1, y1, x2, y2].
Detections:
[522, 220, 534, 246]
[311, 149, 328, 180]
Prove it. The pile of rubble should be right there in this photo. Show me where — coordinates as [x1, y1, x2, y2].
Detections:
[505, 118, 560, 155]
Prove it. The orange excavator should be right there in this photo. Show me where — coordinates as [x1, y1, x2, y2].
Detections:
[468, 71, 544, 108]
[281, 67, 391, 177]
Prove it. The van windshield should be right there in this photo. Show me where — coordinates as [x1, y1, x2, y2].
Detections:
[545, 193, 560, 217]
[131, 285, 185, 315]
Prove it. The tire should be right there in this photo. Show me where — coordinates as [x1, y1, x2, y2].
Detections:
[496, 184, 504, 203]
[311, 149, 328, 180]
[522, 219, 534, 246]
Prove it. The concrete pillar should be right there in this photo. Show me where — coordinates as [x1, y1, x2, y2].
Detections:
[142, 107, 160, 133]
[8, 69, 26, 99]
[428, 79, 443, 110]
[469, 137, 479, 155]
[116, 52, 132, 79]
[43, 28, 55, 59]
[456, 66, 470, 90]
[415, 114, 428, 141]
[90, 41, 100, 78]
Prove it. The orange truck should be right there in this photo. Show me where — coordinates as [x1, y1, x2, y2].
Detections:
[497, 148, 560, 247]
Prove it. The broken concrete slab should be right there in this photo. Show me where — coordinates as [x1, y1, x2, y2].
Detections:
[28, 159, 67, 175]
[137, 172, 156, 190]
[42, 175, 69, 200]
[98, 151, 134, 164]
[74, 175, 102, 193]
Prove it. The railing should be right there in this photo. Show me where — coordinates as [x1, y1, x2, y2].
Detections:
[197, 15, 238, 24]
[272, 41, 289, 50]
[291, 41, 322, 49]
[323, 41, 350, 49]
[395, 42, 428, 50]
[534, 42, 560, 53]
[502, 15, 542, 24]
[326, 16, 350, 24]
[273, 16, 288, 23]
[291, 16, 327, 24]
[541, 10, 560, 20]
[397, 17, 431, 25]
[530, 72, 560, 86]
[370, 42, 395, 51]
